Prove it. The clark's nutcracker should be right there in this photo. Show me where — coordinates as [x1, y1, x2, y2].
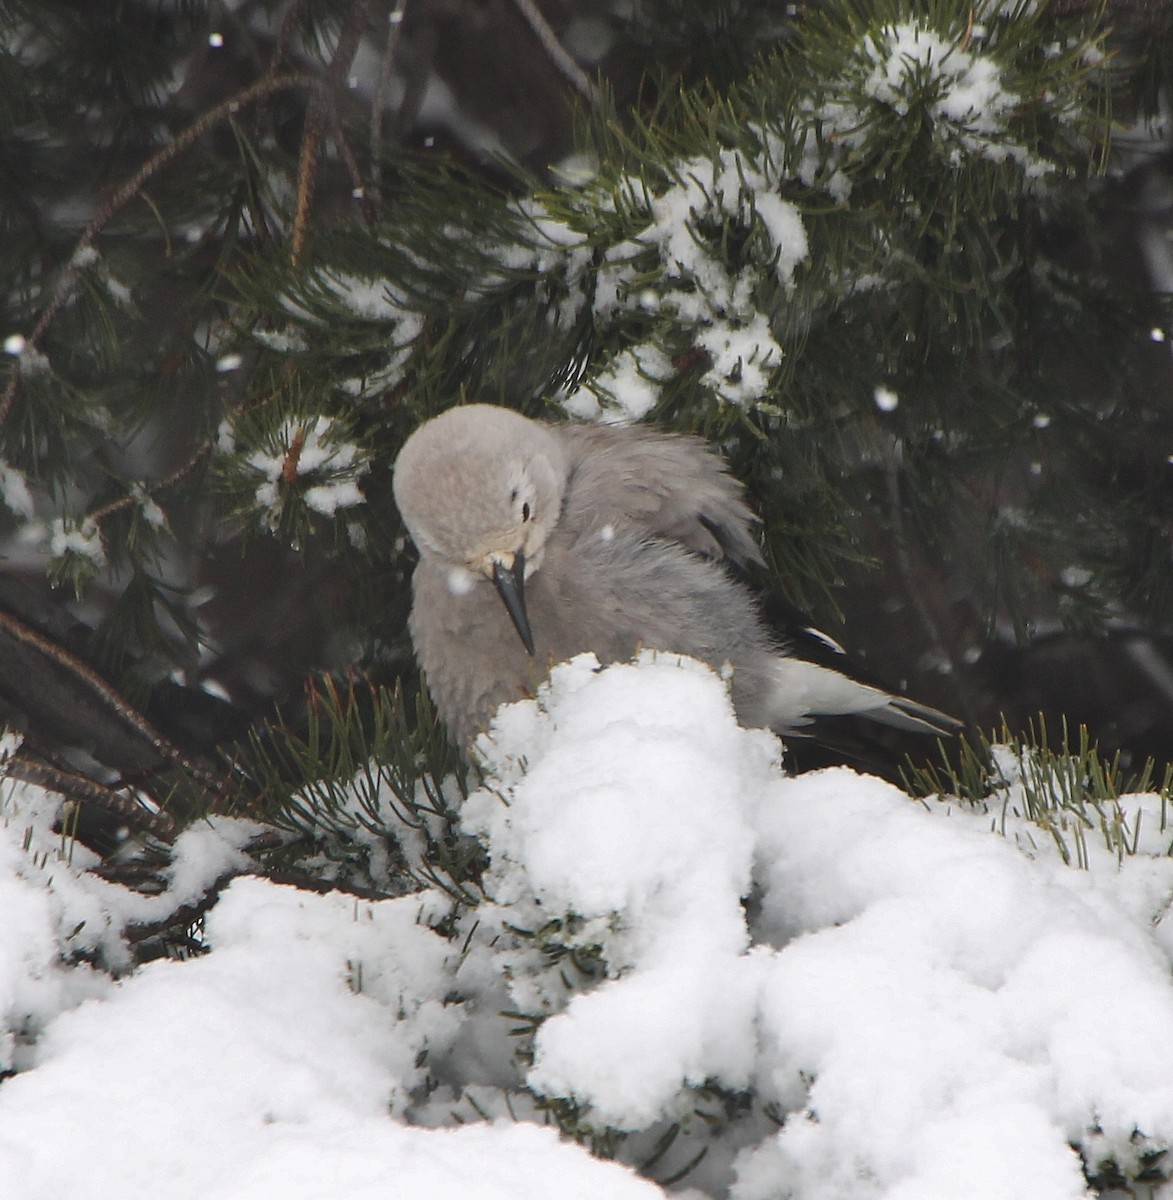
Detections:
[393, 404, 960, 752]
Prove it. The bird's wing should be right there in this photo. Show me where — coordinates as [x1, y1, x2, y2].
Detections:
[557, 423, 763, 567]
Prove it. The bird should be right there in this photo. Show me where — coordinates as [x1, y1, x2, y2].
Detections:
[392, 403, 960, 755]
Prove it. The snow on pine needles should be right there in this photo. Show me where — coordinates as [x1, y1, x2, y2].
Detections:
[1, 653, 1172, 1198]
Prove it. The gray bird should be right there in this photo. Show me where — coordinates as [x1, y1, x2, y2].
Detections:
[393, 404, 959, 753]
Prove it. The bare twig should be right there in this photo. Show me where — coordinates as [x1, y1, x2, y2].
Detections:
[292, 106, 327, 266]
[509, 0, 599, 106]
[959, 7, 975, 52]
[126, 863, 405, 945]
[0, 609, 226, 798]
[325, 105, 378, 226]
[258, 868, 400, 901]
[85, 433, 218, 529]
[269, 0, 309, 75]
[6, 755, 179, 843]
[291, 0, 377, 263]
[370, 0, 409, 184]
[126, 873, 233, 943]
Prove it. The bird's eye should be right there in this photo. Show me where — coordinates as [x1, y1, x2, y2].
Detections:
[522, 502, 532, 522]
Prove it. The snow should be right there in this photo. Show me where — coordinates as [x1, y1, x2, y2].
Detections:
[742, 767, 1173, 1199]
[874, 384, 900, 411]
[328, 7, 1078, 426]
[465, 655, 769, 1129]
[242, 415, 369, 525]
[539, 143, 808, 419]
[2, 654, 1173, 1197]
[479, 199, 594, 336]
[617, 150, 806, 410]
[70, 245, 99, 269]
[323, 272, 404, 322]
[304, 478, 365, 515]
[2, 335, 49, 374]
[0, 871, 654, 1200]
[794, 11, 1063, 194]
[48, 517, 105, 567]
[133, 486, 166, 528]
[252, 327, 308, 353]
[573, 342, 674, 423]
[0, 461, 34, 520]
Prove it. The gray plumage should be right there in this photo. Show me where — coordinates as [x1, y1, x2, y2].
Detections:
[393, 404, 958, 752]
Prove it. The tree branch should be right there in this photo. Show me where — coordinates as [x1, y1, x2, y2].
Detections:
[509, 0, 599, 106]
[291, 0, 377, 263]
[0, 609, 226, 798]
[6, 755, 179, 844]
[0, 70, 320, 429]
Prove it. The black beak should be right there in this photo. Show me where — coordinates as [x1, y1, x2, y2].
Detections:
[492, 551, 535, 657]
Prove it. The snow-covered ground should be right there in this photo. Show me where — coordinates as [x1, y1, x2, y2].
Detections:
[1, 653, 1172, 1199]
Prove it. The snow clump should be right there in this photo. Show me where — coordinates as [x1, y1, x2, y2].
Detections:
[245, 414, 369, 522]
[1, 654, 1172, 1197]
[462, 652, 1173, 1196]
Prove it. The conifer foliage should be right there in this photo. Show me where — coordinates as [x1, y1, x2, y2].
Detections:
[3, 0, 1173, 1191]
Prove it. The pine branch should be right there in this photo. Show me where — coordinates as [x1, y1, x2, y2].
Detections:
[903, 715, 1173, 864]
[234, 672, 475, 897]
[5, 754, 179, 844]
[0, 609, 227, 802]
[84, 434, 217, 530]
[291, 0, 377, 264]
[0, 69, 321, 429]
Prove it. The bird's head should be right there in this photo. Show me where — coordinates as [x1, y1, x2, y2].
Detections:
[392, 404, 569, 655]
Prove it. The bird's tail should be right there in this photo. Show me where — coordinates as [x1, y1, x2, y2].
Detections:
[765, 656, 962, 738]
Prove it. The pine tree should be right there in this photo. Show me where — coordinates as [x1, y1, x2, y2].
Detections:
[3, 0, 1173, 1188]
